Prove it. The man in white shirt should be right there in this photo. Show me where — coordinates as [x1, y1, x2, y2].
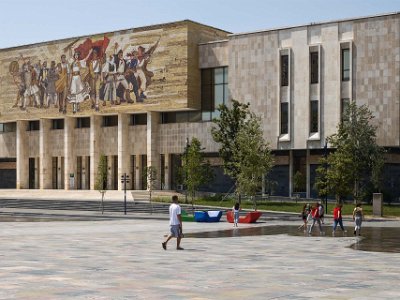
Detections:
[162, 195, 184, 250]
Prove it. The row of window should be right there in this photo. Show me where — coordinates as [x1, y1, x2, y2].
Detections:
[279, 98, 350, 135]
[280, 48, 350, 87]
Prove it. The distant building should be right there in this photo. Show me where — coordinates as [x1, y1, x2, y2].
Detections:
[0, 13, 399, 200]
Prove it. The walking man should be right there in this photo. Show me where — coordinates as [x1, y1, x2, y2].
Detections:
[162, 195, 184, 250]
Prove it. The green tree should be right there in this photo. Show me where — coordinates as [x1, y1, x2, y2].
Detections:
[94, 154, 108, 214]
[181, 137, 213, 211]
[316, 102, 385, 203]
[233, 115, 273, 210]
[144, 166, 157, 214]
[211, 99, 251, 199]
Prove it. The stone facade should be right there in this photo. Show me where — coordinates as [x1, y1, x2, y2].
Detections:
[0, 14, 399, 200]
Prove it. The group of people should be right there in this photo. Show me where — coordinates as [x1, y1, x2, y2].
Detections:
[10, 39, 158, 114]
[300, 202, 364, 236]
[161, 197, 366, 252]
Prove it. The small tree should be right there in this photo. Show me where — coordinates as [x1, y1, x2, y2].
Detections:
[95, 154, 108, 214]
[233, 115, 273, 210]
[316, 102, 385, 203]
[144, 166, 157, 214]
[181, 137, 213, 212]
[211, 99, 251, 201]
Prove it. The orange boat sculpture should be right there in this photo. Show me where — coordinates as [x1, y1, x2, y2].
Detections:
[226, 210, 262, 223]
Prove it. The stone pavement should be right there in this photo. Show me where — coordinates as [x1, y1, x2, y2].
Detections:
[1, 215, 400, 299]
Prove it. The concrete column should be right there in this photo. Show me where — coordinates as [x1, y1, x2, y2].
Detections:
[90, 115, 101, 190]
[118, 113, 130, 191]
[373, 193, 383, 217]
[147, 111, 160, 189]
[39, 119, 52, 189]
[64, 117, 76, 190]
[164, 153, 171, 190]
[16, 120, 29, 189]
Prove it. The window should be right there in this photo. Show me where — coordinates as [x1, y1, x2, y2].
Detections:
[280, 55, 289, 86]
[201, 67, 229, 121]
[0, 122, 16, 133]
[341, 48, 350, 81]
[161, 111, 201, 124]
[310, 52, 319, 84]
[52, 119, 64, 130]
[341, 98, 350, 123]
[130, 114, 147, 126]
[27, 121, 40, 131]
[280, 102, 289, 134]
[76, 117, 91, 128]
[310, 100, 319, 133]
[103, 116, 118, 127]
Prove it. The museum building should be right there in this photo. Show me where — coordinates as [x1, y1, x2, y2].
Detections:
[0, 12, 399, 200]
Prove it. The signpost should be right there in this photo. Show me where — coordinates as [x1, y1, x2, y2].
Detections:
[121, 173, 130, 215]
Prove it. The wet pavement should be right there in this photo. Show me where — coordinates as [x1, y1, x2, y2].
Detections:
[187, 225, 400, 253]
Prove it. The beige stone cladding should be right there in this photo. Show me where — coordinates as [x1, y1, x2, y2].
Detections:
[159, 122, 219, 155]
[199, 40, 229, 69]
[48, 129, 64, 157]
[187, 23, 229, 110]
[128, 125, 147, 155]
[74, 128, 90, 157]
[0, 132, 16, 157]
[353, 14, 400, 146]
[228, 31, 280, 148]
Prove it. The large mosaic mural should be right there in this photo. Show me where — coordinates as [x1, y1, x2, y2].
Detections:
[0, 21, 229, 121]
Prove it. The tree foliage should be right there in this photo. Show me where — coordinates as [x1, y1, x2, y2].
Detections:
[144, 166, 157, 213]
[211, 100, 273, 207]
[316, 102, 385, 203]
[95, 154, 108, 214]
[181, 137, 213, 209]
[211, 99, 250, 182]
[95, 154, 108, 191]
[233, 115, 273, 209]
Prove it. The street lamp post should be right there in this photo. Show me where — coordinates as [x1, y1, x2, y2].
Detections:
[324, 139, 328, 214]
[184, 137, 189, 205]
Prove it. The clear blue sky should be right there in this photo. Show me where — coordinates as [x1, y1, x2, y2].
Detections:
[1, 0, 399, 49]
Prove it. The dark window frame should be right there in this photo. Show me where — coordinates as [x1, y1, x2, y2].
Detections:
[341, 98, 350, 123]
[310, 100, 319, 133]
[310, 52, 319, 84]
[130, 114, 147, 126]
[52, 119, 64, 130]
[27, 121, 40, 131]
[280, 102, 289, 135]
[102, 115, 118, 127]
[280, 55, 289, 87]
[201, 66, 228, 121]
[0, 122, 16, 133]
[76, 117, 91, 129]
[341, 48, 350, 81]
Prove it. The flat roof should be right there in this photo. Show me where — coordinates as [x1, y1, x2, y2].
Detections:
[0, 19, 230, 51]
[229, 11, 399, 38]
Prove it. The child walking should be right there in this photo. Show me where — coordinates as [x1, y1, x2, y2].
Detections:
[353, 203, 363, 236]
[233, 202, 240, 227]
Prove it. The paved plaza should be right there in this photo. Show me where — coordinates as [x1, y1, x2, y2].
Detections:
[1, 211, 400, 299]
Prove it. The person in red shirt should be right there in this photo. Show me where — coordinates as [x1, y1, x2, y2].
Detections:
[332, 203, 346, 234]
[308, 202, 324, 235]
